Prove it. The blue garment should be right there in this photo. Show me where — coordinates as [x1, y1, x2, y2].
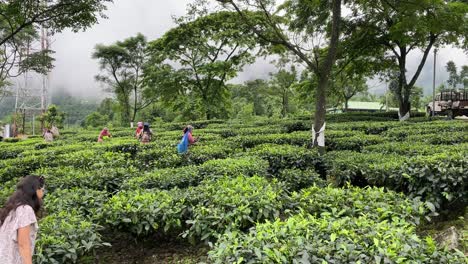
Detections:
[177, 133, 189, 154]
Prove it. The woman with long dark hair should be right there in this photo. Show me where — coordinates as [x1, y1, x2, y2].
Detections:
[0, 175, 45, 264]
[140, 123, 153, 144]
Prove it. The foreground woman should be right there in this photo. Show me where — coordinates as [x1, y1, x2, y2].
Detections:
[0, 175, 45, 264]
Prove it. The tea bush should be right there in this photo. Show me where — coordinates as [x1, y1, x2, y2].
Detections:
[34, 211, 109, 264]
[276, 169, 325, 191]
[102, 189, 184, 236]
[36, 166, 139, 193]
[44, 188, 108, 219]
[0, 114, 466, 261]
[291, 186, 426, 225]
[198, 156, 269, 179]
[183, 176, 287, 242]
[209, 214, 466, 263]
[327, 150, 468, 209]
[121, 166, 201, 190]
[326, 134, 385, 151]
[249, 144, 321, 175]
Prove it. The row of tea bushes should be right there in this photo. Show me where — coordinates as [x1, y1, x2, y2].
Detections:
[103, 176, 429, 245]
[363, 142, 467, 156]
[103, 176, 287, 242]
[123, 156, 269, 190]
[209, 213, 465, 263]
[0, 117, 466, 263]
[34, 211, 109, 264]
[327, 150, 468, 210]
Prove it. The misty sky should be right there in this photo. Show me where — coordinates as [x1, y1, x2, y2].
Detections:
[50, 0, 468, 99]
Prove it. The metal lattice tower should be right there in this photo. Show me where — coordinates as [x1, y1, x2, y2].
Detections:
[13, 25, 52, 135]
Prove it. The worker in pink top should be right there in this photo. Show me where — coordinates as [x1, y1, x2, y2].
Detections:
[97, 127, 112, 142]
[183, 125, 198, 145]
[135, 122, 143, 139]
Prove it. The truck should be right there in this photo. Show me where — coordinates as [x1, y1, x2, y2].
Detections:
[426, 90, 468, 119]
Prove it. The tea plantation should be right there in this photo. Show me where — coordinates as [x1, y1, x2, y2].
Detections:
[1, 113, 467, 263]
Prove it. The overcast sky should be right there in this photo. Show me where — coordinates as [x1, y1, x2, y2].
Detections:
[49, 0, 468, 99]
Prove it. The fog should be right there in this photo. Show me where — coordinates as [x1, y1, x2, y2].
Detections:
[49, 0, 467, 99]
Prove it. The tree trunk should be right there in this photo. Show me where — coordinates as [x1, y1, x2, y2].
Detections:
[121, 103, 131, 126]
[398, 87, 411, 120]
[132, 87, 138, 124]
[344, 98, 349, 112]
[313, 75, 328, 154]
[282, 90, 288, 118]
[312, 0, 341, 154]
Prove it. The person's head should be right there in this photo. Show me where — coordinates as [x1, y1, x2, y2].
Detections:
[0, 175, 45, 226]
[183, 125, 193, 134]
[103, 127, 109, 132]
[137, 122, 143, 128]
[143, 123, 150, 132]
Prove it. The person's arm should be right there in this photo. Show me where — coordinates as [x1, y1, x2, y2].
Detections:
[17, 225, 33, 264]
[188, 132, 195, 144]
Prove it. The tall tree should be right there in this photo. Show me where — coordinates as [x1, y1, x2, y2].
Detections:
[0, 0, 111, 103]
[445, 61, 459, 89]
[93, 33, 154, 126]
[353, 0, 467, 120]
[333, 70, 368, 112]
[145, 5, 257, 120]
[217, 0, 342, 151]
[269, 65, 298, 118]
[461, 65, 468, 90]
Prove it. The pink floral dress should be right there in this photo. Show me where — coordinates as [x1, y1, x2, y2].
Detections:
[0, 205, 38, 264]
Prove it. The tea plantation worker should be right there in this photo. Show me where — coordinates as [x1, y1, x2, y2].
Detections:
[50, 126, 60, 138]
[135, 121, 144, 139]
[43, 128, 54, 143]
[97, 127, 112, 142]
[140, 122, 153, 144]
[0, 175, 45, 264]
[184, 125, 198, 146]
[177, 125, 198, 154]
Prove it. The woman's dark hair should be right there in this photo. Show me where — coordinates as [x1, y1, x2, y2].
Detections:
[183, 125, 193, 134]
[143, 123, 150, 133]
[0, 175, 45, 227]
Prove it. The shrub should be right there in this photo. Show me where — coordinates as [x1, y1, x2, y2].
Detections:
[102, 189, 184, 236]
[198, 156, 269, 180]
[0, 179, 16, 205]
[183, 143, 234, 165]
[44, 188, 108, 219]
[37, 166, 138, 193]
[0, 154, 51, 182]
[34, 211, 109, 264]
[249, 144, 321, 175]
[291, 186, 426, 225]
[209, 214, 466, 263]
[327, 150, 468, 210]
[327, 134, 385, 151]
[183, 176, 287, 242]
[135, 146, 184, 169]
[362, 142, 458, 156]
[276, 169, 325, 191]
[232, 132, 310, 149]
[282, 121, 309, 133]
[122, 166, 201, 190]
[2, 137, 21, 143]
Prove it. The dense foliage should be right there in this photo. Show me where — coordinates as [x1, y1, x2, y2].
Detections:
[0, 114, 466, 263]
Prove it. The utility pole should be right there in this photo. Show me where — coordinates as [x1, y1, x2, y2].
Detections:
[13, 1, 51, 135]
[432, 48, 437, 117]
